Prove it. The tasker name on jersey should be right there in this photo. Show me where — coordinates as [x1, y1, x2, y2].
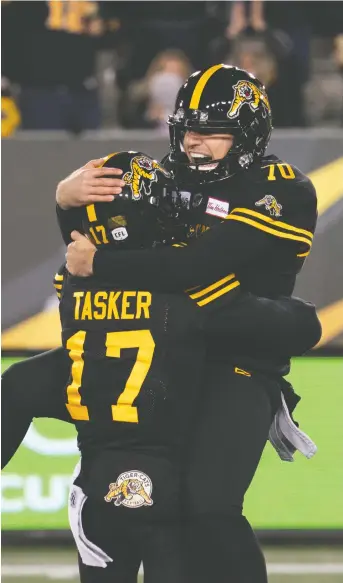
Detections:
[73, 290, 152, 321]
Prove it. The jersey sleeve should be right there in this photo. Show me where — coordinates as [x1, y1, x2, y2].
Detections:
[92, 218, 275, 292]
[53, 263, 67, 301]
[227, 163, 317, 258]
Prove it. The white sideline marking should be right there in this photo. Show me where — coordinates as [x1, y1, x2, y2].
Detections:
[2, 563, 343, 578]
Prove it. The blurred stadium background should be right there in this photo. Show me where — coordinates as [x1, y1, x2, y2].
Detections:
[1, 1, 343, 581]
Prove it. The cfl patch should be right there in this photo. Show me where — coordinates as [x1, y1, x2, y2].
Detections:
[104, 470, 153, 508]
[206, 197, 229, 218]
[111, 227, 128, 241]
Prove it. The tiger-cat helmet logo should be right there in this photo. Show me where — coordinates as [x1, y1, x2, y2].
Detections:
[123, 156, 170, 201]
[227, 80, 271, 119]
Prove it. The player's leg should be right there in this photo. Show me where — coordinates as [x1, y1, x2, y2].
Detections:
[142, 521, 187, 583]
[184, 365, 281, 583]
[1, 347, 71, 469]
[78, 499, 140, 583]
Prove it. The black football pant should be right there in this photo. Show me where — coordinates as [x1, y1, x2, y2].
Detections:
[79, 507, 186, 583]
[184, 363, 281, 583]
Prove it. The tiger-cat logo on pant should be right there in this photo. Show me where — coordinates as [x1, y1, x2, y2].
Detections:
[104, 470, 153, 508]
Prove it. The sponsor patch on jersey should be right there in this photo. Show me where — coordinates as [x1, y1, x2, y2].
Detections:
[206, 197, 229, 218]
[255, 195, 282, 217]
[104, 470, 153, 508]
[111, 227, 128, 241]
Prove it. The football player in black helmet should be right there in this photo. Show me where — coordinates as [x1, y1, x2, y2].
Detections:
[3, 64, 320, 583]
[168, 64, 272, 181]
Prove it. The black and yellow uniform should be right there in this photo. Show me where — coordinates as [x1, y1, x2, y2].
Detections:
[59, 269, 203, 583]
[56, 154, 318, 583]
[88, 155, 316, 298]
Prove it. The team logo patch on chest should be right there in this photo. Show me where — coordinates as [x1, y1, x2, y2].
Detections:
[104, 470, 153, 508]
[255, 195, 282, 217]
[206, 197, 229, 218]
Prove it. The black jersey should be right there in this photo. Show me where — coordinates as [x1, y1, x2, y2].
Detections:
[59, 272, 203, 455]
[91, 155, 317, 299]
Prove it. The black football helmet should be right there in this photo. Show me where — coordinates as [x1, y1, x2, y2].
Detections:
[167, 64, 273, 182]
[83, 151, 184, 250]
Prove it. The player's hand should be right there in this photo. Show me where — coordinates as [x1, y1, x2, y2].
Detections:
[66, 231, 97, 277]
[56, 158, 126, 210]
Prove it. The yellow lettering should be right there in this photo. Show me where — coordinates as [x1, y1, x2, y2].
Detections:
[81, 291, 93, 320]
[121, 292, 136, 320]
[107, 292, 121, 319]
[89, 227, 102, 245]
[136, 292, 152, 319]
[96, 225, 109, 244]
[93, 291, 108, 320]
[74, 291, 84, 320]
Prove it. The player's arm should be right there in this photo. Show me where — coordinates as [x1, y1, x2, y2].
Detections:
[93, 219, 275, 291]
[56, 159, 124, 244]
[205, 294, 322, 357]
[92, 171, 316, 292]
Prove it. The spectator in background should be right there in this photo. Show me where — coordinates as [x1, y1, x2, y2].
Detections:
[210, 0, 307, 127]
[99, 1, 221, 128]
[1, 1, 105, 133]
[305, 33, 343, 127]
[118, 50, 192, 130]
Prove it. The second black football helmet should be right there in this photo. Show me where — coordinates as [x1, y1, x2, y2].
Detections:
[167, 64, 273, 182]
[83, 151, 184, 250]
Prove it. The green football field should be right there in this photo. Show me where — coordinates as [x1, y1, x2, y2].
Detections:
[2, 546, 343, 582]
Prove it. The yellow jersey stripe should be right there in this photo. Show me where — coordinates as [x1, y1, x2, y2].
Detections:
[54, 283, 63, 290]
[86, 204, 97, 222]
[54, 274, 64, 281]
[197, 281, 240, 307]
[189, 64, 223, 109]
[229, 208, 314, 240]
[56, 292, 61, 299]
[226, 214, 313, 247]
[297, 250, 311, 258]
[189, 274, 236, 299]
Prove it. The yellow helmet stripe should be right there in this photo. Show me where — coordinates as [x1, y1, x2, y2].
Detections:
[86, 152, 119, 223]
[189, 64, 224, 110]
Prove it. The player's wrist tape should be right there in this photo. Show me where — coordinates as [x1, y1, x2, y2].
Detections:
[268, 393, 317, 462]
